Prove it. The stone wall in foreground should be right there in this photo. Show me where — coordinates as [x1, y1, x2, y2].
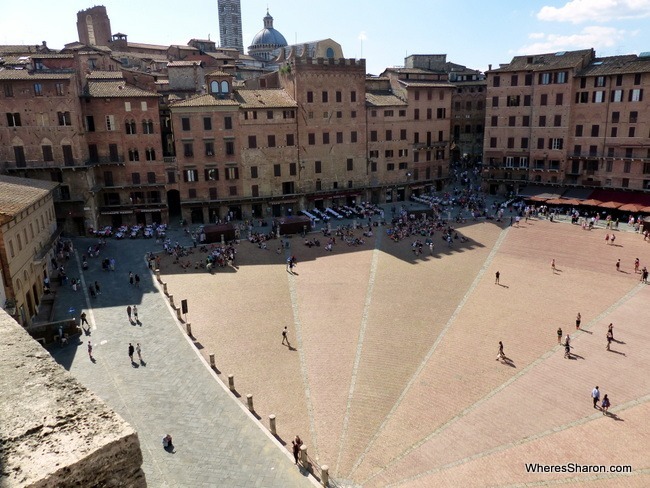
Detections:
[0, 312, 146, 487]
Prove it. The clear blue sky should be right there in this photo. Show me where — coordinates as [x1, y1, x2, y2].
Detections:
[2, 0, 649, 74]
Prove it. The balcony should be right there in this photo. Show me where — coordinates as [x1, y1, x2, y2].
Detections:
[163, 156, 176, 164]
[85, 156, 125, 166]
[4, 160, 86, 171]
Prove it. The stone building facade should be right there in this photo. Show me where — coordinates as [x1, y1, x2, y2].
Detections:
[483, 49, 650, 195]
[0, 175, 59, 326]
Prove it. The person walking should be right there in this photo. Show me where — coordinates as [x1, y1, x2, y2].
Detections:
[495, 270, 500, 285]
[135, 274, 140, 287]
[133, 305, 139, 322]
[616, 259, 621, 272]
[611, 234, 616, 245]
[601, 394, 610, 415]
[634, 258, 640, 274]
[495, 341, 505, 361]
[607, 323, 614, 340]
[592, 386, 600, 409]
[282, 326, 289, 346]
[94, 280, 101, 295]
[557, 327, 563, 344]
[80, 311, 89, 326]
[606, 328, 613, 351]
[575, 312, 581, 330]
[127, 305, 132, 322]
[292, 435, 303, 465]
[87, 341, 93, 359]
[129, 271, 134, 286]
[128, 343, 135, 363]
[551, 259, 556, 273]
[136, 343, 142, 362]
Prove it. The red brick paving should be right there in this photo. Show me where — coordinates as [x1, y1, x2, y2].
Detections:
[160, 219, 650, 486]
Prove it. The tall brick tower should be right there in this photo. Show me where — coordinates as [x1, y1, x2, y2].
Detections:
[76, 6, 112, 47]
[217, 0, 244, 54]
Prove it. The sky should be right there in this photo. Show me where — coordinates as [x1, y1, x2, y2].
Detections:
[1, 0, 650, 74]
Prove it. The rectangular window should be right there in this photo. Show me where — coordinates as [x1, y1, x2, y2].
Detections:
[540, 73, 551, 85]
[508, 116, 516, 127]
[384, 110, 394, 117]
[274, 164, 281, 177]
[225, 167, 239, 180]
[286, 133, 294, 146]
[436, 108, 446, 119]
[147, 172, 156, 184]
[540, 94, 548, 106]
[523, 95, 531, 106]
[630, 89, 643, 102]
[290, 163, 297, 176]
[4, 84, 14, 97]
[490, 137, 497, 148]
[370, 130, 377, 142]
[426, 108, 432, 120]
[307, 91, 314, 103]
[225, 141, 234, 156]
[351, 131, 358, 143]
[336, 91, 342, 103]
[250, 166, 258, 179]
[611, 112, 620, 123]
[522, 116, 530, 127]
[248, 136, 257, 149]
[507, 137, 514, 149]
[525, 73, 533, 86]
[556, 71, 567, 84]
[315, 160, 322, 174]
[414, 109, 419, 120]
[387, 163, 395, 171]
[385, 150, 394, 158]
[125, 101, 132, 112]
[593, 91, 605, 103]
[42, 145, 53, 161]
[521, 137, 529, 149]
[251, 185, 259, 197]
[555, 93, 563, 105]
[184, 142, 194, 157]
[106, 115, 115, 131]
[34, 83, 43, 96]
[323, 132, 330, 144]
[346, 159, 353, 171]
[308, 133, 315, 145]
[551, 138, 564, 150]
[539, 115, 546, 127]
[350, 90, 356, 102]
[510, 74, 518, 86]
[267, 110, 273, 120]
[130, 172, 140, 185]
[85, 115, 95, 132]
[507, 95, 520, 107]
[336, 132, 343, 144]
[594, 76, 606, 87]
[575, 125, 583, 137]
[203, 117, 212, 130]
[6, 112, 21, 127]
[537, 138, 545, 150]
[351, 110, 357, 118]
[322, 91, 328, 103]
[62, 145, 74, 165]
[205, 168, 219, 181]
[492, 76, 500, 87]
[554, 114, 562, 127]
[205, 142, 214, 156]
[630, 111, 638, 123]
[492, 96, 499, 107]
[181, 117, 190, 131]
[224, 116, 232, 130]
[611, 127, 618, 137]
[629, 127, 636, 138]
[591, 125, 600, 137]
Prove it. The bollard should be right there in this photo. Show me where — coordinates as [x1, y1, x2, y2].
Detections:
[162, 282, 168, 295]
[321, 465, 329, 486]
[169, 294, 174, 307]
[228, 374, 235, 391]
[300, 445, 310, 470]
[246, 394, 254, 412]
[209, 353, 215, 368]
[176, 307, 182, 320]
[269, 414, 276, 435]
[186, 322, 192, 337]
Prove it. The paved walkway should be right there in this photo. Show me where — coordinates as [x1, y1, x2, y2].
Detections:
[48, 235, 315, 487]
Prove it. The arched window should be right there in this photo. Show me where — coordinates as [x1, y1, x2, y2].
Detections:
[142, 119, 154, 134]
[210, 80, 219, 94]
[145, 148, 156, 161]
[126, 119, 136, 134]
[128, 148, 139, 161]
[220, 80, 229, 94]
[326, 47, 335, 58]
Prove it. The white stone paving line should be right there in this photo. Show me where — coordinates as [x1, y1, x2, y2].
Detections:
[333, 231, 383, 475]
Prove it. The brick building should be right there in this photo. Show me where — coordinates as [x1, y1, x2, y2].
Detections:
[0, 175, 59, 326]
[165, 54, 453, 224]
[483, 49, 650, 196]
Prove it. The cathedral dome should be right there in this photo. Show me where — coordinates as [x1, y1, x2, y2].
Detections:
[248, 10, 287, 61]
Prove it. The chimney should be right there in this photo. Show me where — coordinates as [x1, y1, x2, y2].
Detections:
[488, 64, 492, 71]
